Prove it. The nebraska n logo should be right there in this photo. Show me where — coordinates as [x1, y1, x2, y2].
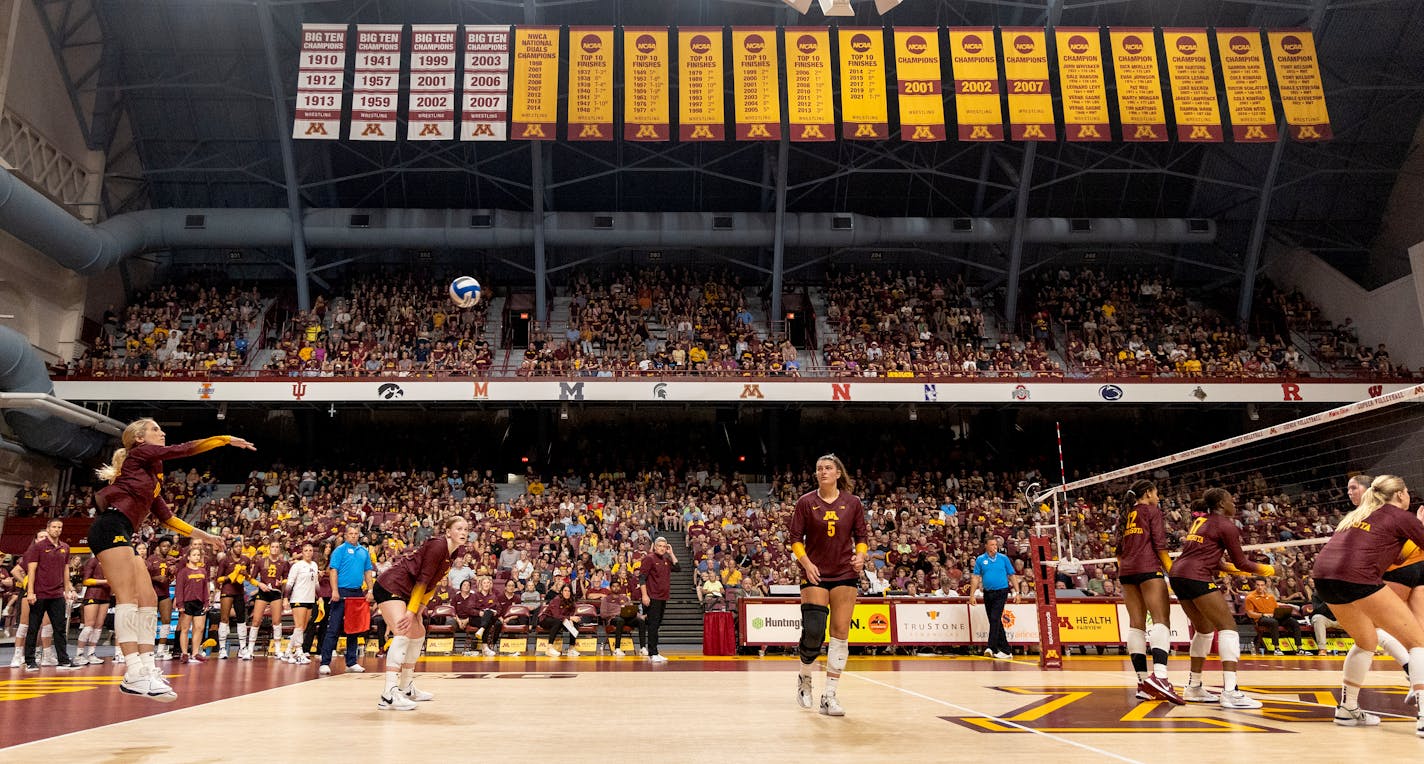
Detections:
[304, 123, 329, 136]
[831, 383, 851, 401]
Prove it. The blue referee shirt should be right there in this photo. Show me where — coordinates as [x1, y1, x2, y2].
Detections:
[973, 552, 1014, 591]
[330, 541, 374, 589]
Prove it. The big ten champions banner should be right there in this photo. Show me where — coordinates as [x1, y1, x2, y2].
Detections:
[511, 26, 560, 140]
[348, 24, 402, 140]
[461, 26, 511, 141]
[567, 27, 614, 141]
[1215, 29, 1277, 142]
[1001, 27, 1054, 140]
[623, 27, 669, 141]
[893, 27, 946, 142]
[1108, 27, 1167, 141]
[406, 25, 457, 140]
[837, 28, 888, 140]
[679, 27, 725, 141]
[786, 29, 834, 141]
[1054, 27, 1110, 141]
[292, 23, 347, 139]
[1162, 29, 1223, 142]
[1268, 29, 1332, 140]
[732, 28, 781, 140]
[948, 27, 1003, 141]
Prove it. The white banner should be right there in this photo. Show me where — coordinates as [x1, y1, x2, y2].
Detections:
[51, 379, 1413, 405]
[292, 24, 347, 140]
[894, 602, 972, 643]
[742, 602, 805, 644]
[970, 602, 1040, 644]
[462, 25, 511, 141]
[1116, 603, 1192, 644]
[407, 25, 458, 141]
[349, 24, 403, 141]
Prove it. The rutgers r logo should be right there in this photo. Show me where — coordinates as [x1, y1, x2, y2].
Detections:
[360, 123, 386, 137]
[304, 123, 329, 136]
[292, 382, 309, 400]
[739, 384, 764, 399]
[1281, 382, 1302, 401]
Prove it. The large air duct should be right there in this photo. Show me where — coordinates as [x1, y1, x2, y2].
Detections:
[0, 167, 1215, 274]
[0, 325, 112, 461]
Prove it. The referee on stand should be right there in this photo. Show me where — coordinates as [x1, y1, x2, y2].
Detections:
[972, 538, 1020, 661]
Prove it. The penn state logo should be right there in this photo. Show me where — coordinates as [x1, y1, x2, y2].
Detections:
[378, 383, 405, 400]
[1098, 384, 1124, 401]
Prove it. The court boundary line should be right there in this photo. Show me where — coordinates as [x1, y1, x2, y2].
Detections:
[849, 671, 1146, 763]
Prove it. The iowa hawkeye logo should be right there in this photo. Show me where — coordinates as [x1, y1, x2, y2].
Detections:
[946, 685, 1415, 734]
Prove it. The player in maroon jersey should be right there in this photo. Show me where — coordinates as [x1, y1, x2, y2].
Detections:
[214, 542, 251, 659]
[372, 516, 469, 711]
[1114, 479, 1184, 704]
[77, 554, 111, 664]
[1309, 474, 1424, 732]
[469, 576, 503, 657]
[173, 544, 211, 663]
[1169, 489, 1274, 709]
[146, 537, 176, 661]
[790, 454, 868, 717]
[90, 417, 254, 701]
[242, 545, 289, 660]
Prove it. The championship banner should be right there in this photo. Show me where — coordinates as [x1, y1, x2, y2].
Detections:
[292, 23, 347, 140]
[406, 25, 457, 141]
[623, 27, 670, 141]
[786, 29, 834, 142]
[678, 27, 725, 141]
[1215, 29, 1277, 142]
[893, 27, 946, 142]
[567, 27, 614, 141]
[1162, 29, 1222, 142]
[461, 25, 511, 142]
[348, 24, 402, 141]
[1002, 27, 1054, 141]
[948, 27, 1003, 141]
[511, 26, 560, 140]
[837, 28, 888, 140]
[732, 28, 781, 140]
[1108, 27, 1167, 142]
[1268, 29, 1332, 140]
[1054, 27, 1110, 141]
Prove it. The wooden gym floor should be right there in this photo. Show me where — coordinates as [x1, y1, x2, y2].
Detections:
[1, 650, 1420, 761]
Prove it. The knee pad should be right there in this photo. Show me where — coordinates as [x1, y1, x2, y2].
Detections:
[1344, 646, 1373, 685]
[827, 636, 849, 675]
[389, 635, 410, 667]
[1147, 623, 1171, 654]
[136, 606, 158, 647]
[1189, 631, 1213, 659]
[1126, 627, 1146, 655]
[114, 603, 139, 645]
[1218, 629, 1241, 663]
[41, 624, 53, 639]
[405, 636, 425, 664]
[799, 604, 829, 664]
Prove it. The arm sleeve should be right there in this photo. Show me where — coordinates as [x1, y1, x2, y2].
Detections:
[149, 496, 175, 523]
[788, 503, 805, 546]
[853, 500, 869, 544]
[146, 437, 234, 460]
[1218, 520, 1266, 573]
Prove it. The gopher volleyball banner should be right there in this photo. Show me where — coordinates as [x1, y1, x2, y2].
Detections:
[511, 26, 560, 140]
[732, 28, 781, 140]
[1215, 29, 1277, 142]
[838, 28, 888, 140]
[623, 28, 670, 141]
[292, 24, 347, 139]
[1108, 28, 1167, 142]
[461, 26, 511, 141]
[567, 27, 615, 141]
[893, 27, 946, 142]
[1162, 29, 1223, 142]
[679, 28, 726, 141]
[1002, 28, 1054, 141]
[1268, 29, 1332, 140]
[1055, 27, 1110, 141]
[786, 29, 835, 142]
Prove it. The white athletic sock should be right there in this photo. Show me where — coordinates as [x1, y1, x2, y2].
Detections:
[798, 661, 814, 678]
[383, 670, 400, 696]
[140, 650, 157, 676]
[400, 637, 424, 689]
[1377, 629, 1410, 667]
[290, 628, 304, 653]
[236, 623, 248, 645]
[1218, 630, 1242, 692]
[825, 637, 849, 693]
[1148, 623, 1171, 678]
[217, 623, 229, 647]
[1408, 647, 1424, 692]
[1126, 626, 1147, 680]
[273, 623, 284, 654]
[1342, 646, 1373, 708]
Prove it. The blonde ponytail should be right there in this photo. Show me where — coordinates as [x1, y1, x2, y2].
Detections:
[96, 418, 157, 484]
[1337, 474, 1406, 532]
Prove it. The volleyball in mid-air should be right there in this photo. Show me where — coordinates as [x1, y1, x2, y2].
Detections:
[449, 276, 482, 308]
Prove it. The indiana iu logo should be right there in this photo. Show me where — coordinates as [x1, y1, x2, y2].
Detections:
[198, 382, 214, 399]
[292, 381, 309, 400]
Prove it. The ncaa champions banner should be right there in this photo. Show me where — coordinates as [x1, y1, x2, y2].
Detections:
[837, 28, 888, 140]
[948, 28, 1004, 141]
[511, 26, 560, 140]
[461, 26, 511, 142]
[623, 27, 670, 141]
[1215, 29, 1277, 142]
[406, 25, 457, 141]
[786, 29, 835, 141]
[893, 28, 946, 142]
[1162, 29, 1223, 142]
[678, 28, 725, 141]
[292, 24, 347, 140]
[1268, 29, 1332, 140]
[567, 27, 615, 141]
[1054, 27, 1110, 141]
[732, 28, 781, 140]
[348, 24, 403, 141]
[1108, 28, 1167, 142]
[1002, 28, 1054, 141]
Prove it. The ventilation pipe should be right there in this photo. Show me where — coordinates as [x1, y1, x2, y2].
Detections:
[0, 325, 114, 461]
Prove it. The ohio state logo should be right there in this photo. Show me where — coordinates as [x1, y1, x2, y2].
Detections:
[581, 34, 602, 53]
[690, 35, 712, 54]
[1067, 35, 1090, 54]
[797, 34, 818, 54]
[1013, 35, 1035, 54]
[635, 34, 656, 53]
[744, 34, 765, 53]
[1122, 35, 1144, 54]
[961, 34, 983, 53]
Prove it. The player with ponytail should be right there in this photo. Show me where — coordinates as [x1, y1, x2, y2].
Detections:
[1114, 480, 1184, 705]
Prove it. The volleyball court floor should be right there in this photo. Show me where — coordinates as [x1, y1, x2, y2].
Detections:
[2, 650, 1421, 761]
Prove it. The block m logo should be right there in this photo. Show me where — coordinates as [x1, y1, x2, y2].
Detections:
[559, 382, 585, 401]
